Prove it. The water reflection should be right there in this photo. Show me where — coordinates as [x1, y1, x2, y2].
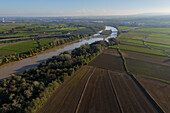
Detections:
[0, 26, 118, 79]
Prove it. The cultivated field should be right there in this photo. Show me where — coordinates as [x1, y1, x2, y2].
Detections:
[0, 23, 85, 38]
[0, 38, 56, 57]
[137, 77, 170, 113]
[37, 66, 95, 113]
[37, 50, 162, 113]
[135, 27, 170, 33]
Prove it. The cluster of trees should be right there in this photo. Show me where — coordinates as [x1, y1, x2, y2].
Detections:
[0, 40, 114, 113]
[0, 34, 86, 66]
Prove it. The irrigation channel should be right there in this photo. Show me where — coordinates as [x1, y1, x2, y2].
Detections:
[0, 26, 118, 80]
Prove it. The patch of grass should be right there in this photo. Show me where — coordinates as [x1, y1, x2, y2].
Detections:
[145, 37, 170, 45]
[118, 32, 148, 41]
[39, 38, 56, 46]
[0, 49, 18, 57]
[56, 27, 85, 31]
[136, 75, 170, 84]
[0, 41, 38, 53]
[126, 58, 170, 81]
[149, 33, 170, 38]
[118, 44, 165, 56]
[127, 40, 143, 45]
[136, 27, 170, 33]
[118, 26, 133, 30]
[146, 42, 170, 48]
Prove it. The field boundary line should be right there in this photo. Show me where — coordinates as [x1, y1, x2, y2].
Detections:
[107, 70, 124, 113]
[74, 67, 96, 113]
[116, 47, 165, 113]
[37, 66, 89, 113]
[56, 67, 91, 113]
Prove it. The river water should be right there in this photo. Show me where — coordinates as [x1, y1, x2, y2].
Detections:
[0, 26, 118, 80]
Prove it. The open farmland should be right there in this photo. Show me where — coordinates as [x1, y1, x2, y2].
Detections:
[0, 40, 38, 53]
[117, 27, 170, 59]
[37, 50, 162, 113]
[126, 58, 170, 82]
[0, 38, 57, 58]
[136, 27, 170, 33]
[137, 77, 170, 112]
[0, 23, 86, 39]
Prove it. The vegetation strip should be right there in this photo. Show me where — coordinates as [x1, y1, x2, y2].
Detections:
[74, 67, 96, 113]
[142, 37, 170, 58]
[107, 70, 123, 113]
[136, 75, 170, 84]
[0, 40, 107, 112]
[116, 47, 165, 113]
[0, 34, 87, 66]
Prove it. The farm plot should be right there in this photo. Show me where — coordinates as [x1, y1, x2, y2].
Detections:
[126, 58, 170, 81]
[89, 50, 125, 72]
[0, 40, 38, 53]
[135, 27, 170, 33]
[37, 50, 161, 113]
[37, 66, 95, 113]
[108, 70, 158, 113]
[77, 68, 122, 113]
[137, 77, 170, 113]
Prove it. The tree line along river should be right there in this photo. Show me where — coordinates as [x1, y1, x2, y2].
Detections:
[0, 26, 118, 80]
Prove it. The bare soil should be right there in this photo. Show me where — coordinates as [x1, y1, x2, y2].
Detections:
[137, 77, 170, 113]
[89, 50, 125, 72]
[77, 68, 121, 113]
[123, 51, 170, 66]
[37, 50, 163, 113]
[37, 66, 95, 113]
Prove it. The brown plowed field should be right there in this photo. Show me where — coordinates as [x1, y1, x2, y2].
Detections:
[138, 77, 170, 113]
[108, 70, 158, 113]
[77, 68, 122, 113]
[89, 50, 125, 72]
[123, 51, 170, 66]
[37, 50, 162, 113]
[37, 66, 95, 113]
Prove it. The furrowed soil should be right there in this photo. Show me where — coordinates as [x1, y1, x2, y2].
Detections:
[108, 70, 158, 113]
[37, 49, 162, 113]
[123, 51, 170, 66]
[77, 68, 122, 113]
[137, 77, 170, 113]
[89, 50, 125, 72]
[37, 66, 95, 113]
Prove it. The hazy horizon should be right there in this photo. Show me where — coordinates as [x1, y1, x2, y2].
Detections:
[1, 0, 170, 17]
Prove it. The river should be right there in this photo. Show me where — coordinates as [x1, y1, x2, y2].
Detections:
[0, 26, 118, 80]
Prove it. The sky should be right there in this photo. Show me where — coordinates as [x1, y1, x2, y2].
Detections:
[1, 0, 170, 17]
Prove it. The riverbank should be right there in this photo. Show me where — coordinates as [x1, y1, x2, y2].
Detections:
[0, 26, 118, 80]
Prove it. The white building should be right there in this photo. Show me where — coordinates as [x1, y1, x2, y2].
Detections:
[2, 18, 5, 22]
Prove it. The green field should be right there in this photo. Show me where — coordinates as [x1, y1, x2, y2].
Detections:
[0, 41, 38, 53]
[39, 38, 56, 46]
[146, 34, 170, 45]
[117, 27, 170, 83]
[0, 38, 56, 57]
[118, 26, 133, 30]
[126, 58, 170, 82]
[136, 27, 170, 33]
[146, 42, 170, 48]
[0, 23, 86, 38]
[118, 32, 148, 41]
[127, 40, 143, 45]
[118, 45, 165, 56]
[0, 49, 18, 57]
